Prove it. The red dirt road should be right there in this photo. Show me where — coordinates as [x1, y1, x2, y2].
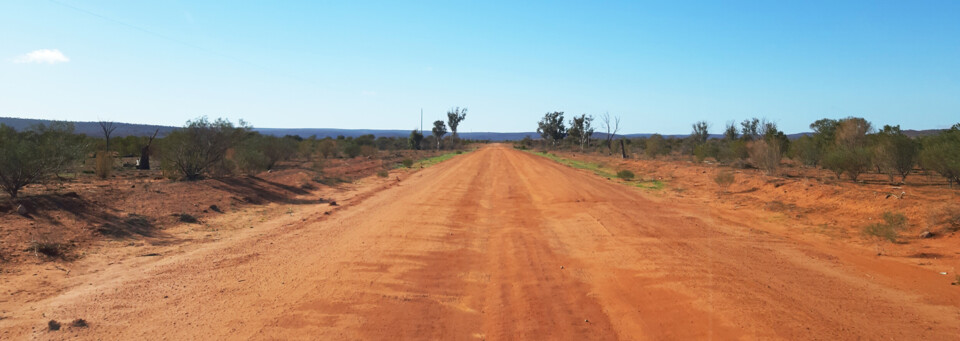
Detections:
[5, 145, 959, 339]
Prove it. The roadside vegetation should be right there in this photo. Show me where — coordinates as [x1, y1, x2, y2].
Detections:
[0, 110, 474, 264]
[519, 111, 960, 255]
[520, 111, 960, 188]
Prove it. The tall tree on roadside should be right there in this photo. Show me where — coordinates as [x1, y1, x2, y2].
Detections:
[835, 117, 872, 149]
[918, 124, 960, 187]
[537, 111, 566, 147]
[446, 107, 467, 139]
[821, 117, 874, 182]
[874, 125, 918, 183]
[809, 118, 839, 158]
[431, 120, 447, 150]
[600, 112, 621, 152]
[567, 114, 595, 151]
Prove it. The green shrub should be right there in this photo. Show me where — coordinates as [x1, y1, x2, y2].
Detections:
[873, 126, 918, 182]
[178, 213, 199, 224]
[693, 144, 713, 162]
[342, 144, 361, 158]
[160, 117, 248, 180]
[644, 134, 666, 158]
[616, 170, 635, 180]
[919, 127, 960, 187]
[0, 122, 87, 198]
[317, 139, 337, 158]
[718, 140, 748, 164]
[928, 205, 960, 233]
[234, 145, 270, 175]
[823, 147, 873, 182]
[359, 145, 378, 158]
[235, 134, 298, 174]
[94, 151, 114, 179]
[26, 240, 71, 260]
[714, 170, 735, 193]
[748, 139, 783, 175]
[401, 159, 414, 168]
[789, 135, 821, 167]
[862, 212, 907, 255]
[377, 169, 389, 178]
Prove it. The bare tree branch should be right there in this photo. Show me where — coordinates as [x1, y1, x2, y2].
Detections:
[98, 120, 118, 152]
[600, 112, 620, 152]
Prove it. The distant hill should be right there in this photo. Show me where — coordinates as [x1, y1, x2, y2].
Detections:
[0, 117, 539, 141]
[0, 117, 175, 137]
[0, 117, 947, 141]
[255, 128, 539, 141]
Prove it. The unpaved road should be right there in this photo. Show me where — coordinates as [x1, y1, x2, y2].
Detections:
[5, 145, 959, 340]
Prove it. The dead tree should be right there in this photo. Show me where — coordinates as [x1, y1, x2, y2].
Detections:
[600, 112, 620, 153]
[137, 129, 160, 170]
[98, 120, 118, 152]
[620, 139, 627, 159]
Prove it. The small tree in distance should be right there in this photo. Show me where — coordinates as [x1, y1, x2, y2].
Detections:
[874, 125, 918, 183]
[567, 114, 594, 151]
[740, 118, 760, 141]
[98, 120, 118, 152]
[822, 117, 874, 182]
[446, 107, 467, 139]
[645, 134, 665, 158]
[431, 120, 447, 150]
[691, 121, 710, 146]
[600, 112, 620, 153]
[919, 124, 960, 187]
[723, 121, 739, 140]
[409, 129, 424, 150]
[537, 111, 566, 147]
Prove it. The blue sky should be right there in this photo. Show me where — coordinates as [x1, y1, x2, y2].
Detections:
[1, 1, 958, 134]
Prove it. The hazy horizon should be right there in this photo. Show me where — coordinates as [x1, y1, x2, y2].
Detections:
[2, 1, 958, 134]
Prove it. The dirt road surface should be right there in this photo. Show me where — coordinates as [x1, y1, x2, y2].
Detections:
[4, 145, 959, 340]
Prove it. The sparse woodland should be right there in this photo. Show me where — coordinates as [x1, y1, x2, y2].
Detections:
[0, 112, 477, 263]
[523, 112, 960, 188]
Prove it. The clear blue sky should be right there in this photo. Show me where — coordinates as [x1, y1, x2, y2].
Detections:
[1, 1, 958, 134]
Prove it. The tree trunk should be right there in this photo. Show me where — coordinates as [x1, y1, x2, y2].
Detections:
[137, 129, 159, 170]
[620, 140, 627, 159]
[137, 147, 151, 170]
